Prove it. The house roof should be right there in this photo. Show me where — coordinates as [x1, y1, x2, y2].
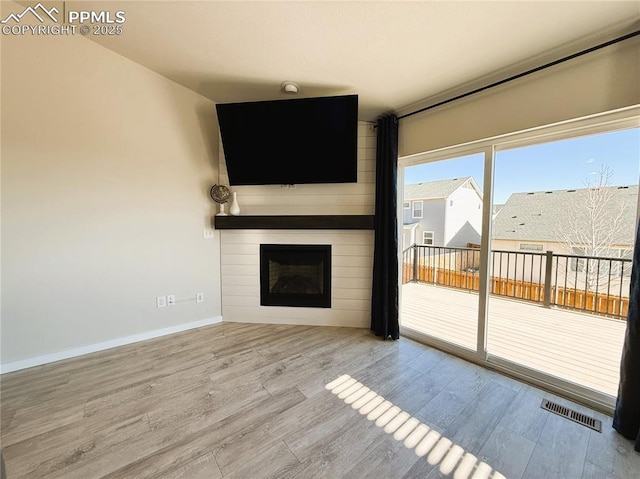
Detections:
[404, 177, 481, 201]
[493, 185, 638, 245]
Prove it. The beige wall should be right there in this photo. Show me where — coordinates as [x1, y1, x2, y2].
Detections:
[1, 19, 221, 366]
[400, 36, 640, 157]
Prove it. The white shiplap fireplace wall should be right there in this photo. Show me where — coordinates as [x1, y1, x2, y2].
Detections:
[218, 122, 376, 327]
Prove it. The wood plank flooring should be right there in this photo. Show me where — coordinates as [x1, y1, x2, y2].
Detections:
[1, 322, 638, 478]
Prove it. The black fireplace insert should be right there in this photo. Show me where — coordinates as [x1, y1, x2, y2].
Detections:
[260, 244, 331, 308]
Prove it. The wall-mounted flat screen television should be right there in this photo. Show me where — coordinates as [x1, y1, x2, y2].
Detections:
[216, 94, 358, 186]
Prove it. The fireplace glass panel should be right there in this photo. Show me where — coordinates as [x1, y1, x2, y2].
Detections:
[260, 244, 331, 308]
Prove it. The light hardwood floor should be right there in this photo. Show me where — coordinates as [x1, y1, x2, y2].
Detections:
[1, 322, 638, 478]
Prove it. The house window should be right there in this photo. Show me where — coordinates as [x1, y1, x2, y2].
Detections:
[422, 231, 434, 245]
[617, 249, 633, 278]
[403, 202, 410, 209]
[597, 248, 632, 278]
[568, 247, 633, 279]
[571, 247, 586, 272]
[519, 243, 543, 251]
[449, 200, 454, 206]
[412, 201, 423, 218]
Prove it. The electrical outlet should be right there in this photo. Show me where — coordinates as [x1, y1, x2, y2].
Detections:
[157, 296, 167, 308]
[203, 228, 215, 239]
[196, 292, 204, 303]
[167, 294, 176, 306]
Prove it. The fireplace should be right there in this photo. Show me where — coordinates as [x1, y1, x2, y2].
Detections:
[260, 244, 331, 308]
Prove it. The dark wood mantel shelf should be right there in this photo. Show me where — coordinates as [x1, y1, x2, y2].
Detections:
[214, 215, 375, 230]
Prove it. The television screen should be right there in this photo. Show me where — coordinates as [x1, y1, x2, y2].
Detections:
[216, 94, 358, 185]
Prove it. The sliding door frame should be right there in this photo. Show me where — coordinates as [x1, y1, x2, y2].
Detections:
[398, 105, 640, 414]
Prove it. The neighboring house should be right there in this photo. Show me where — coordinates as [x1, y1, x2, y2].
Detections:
[492, 185, 638, 283]
[403, 177, 483, 250]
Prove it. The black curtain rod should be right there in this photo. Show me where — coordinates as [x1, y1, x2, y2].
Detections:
[398, 29, 640, 121]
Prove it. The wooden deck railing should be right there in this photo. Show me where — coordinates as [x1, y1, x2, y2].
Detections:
[402, 245, 631, 319]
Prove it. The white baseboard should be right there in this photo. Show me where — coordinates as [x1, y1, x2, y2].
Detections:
[0, 316, 223, 374]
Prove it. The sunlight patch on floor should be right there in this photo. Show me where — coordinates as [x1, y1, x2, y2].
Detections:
[326, 374, 507, 479]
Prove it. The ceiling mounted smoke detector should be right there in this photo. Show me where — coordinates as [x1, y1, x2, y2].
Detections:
[281, 81, 300, 94]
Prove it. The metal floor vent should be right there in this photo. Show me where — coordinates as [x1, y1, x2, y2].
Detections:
[541, 399, 602, 432]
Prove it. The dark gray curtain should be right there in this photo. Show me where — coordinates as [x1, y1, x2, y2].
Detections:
[371, 114, 399, 340]
[613, 220, 640, 452]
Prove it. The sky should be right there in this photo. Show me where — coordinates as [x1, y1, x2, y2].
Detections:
[403, 127, 640, 205]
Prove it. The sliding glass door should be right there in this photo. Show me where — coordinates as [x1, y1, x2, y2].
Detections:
[399, 111, 639, 409]
[400, 152, 485, 352]
[486, 127, 640, 398]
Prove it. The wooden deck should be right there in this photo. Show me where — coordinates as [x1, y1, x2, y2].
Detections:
[401, 283, 627, 397]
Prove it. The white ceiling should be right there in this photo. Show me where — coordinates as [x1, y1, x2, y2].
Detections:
[70, 1, 640, 121]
